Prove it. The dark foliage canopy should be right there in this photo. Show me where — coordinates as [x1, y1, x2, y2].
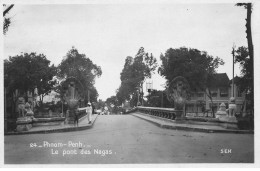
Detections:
[4, 52, 56, 99]
[158, 47, 224, 92]
[57, 47, 102, 102]
[116, 47, 157, 105]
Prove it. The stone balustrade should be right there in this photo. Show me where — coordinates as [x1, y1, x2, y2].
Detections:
[136, 106, 181, 120]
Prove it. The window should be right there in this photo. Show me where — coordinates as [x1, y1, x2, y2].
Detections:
[220, 88, 228, 97]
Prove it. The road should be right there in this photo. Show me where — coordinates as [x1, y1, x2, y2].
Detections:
[4, 114, 254, 164]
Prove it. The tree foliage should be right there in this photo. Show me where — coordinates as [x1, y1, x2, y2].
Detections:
[116, 47, 157, 106]
[105, 95, 121, 114]
[96, 99, 106, 109]
[4, 52, 57, 101]
[235, 3, 253, 70]
[235, 3, 254, 114]
[57, 47, 102, 103]
[234, 46, 253, 111]
[158, 47, 224, 92]
[158, 47, 224, 115]
[106, 96, 118, 106]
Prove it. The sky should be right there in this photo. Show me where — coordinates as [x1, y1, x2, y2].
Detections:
[3, 1, 255, 101]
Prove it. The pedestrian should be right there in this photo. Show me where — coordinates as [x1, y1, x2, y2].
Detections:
[74, 110, 79, 127]
[86, 102, 92, 124]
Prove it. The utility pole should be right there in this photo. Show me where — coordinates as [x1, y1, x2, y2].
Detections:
[88, 90, 90, 103]
[232, 44, 235, 97]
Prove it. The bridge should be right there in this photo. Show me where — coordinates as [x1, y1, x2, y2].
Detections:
[4, 107, 254, 164]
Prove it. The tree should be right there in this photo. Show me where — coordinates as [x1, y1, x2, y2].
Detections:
[4, 52, 56, 112]
[106, 96, 121, 114]
[116, 56, 135, 103]
[57, 47, 102, 104]
[106, 96, 118, 106]
[236, 3, 253, 63]
[96, 99, 105, 109]
[116, 47, 157, 106]
[158, 47, 224, 116]
[235, 3, 254, 115]
[234, 46, 253, 114]
[3, 4, 14, 34]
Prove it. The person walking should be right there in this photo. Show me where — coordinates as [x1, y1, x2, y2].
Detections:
[86, 103, 92, 124]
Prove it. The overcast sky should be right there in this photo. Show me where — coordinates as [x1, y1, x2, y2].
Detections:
[3, 2, 254, 100]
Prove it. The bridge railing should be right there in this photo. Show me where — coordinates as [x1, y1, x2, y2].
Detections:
[136, 106, 181, 120]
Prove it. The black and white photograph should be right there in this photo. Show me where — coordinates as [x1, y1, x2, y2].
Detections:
[1, 0, 259, 167]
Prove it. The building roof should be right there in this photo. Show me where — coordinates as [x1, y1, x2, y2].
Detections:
[208, 73, 230, 88]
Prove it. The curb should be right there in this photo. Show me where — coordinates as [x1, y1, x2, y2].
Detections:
[132, 113, 254, 134]
[4, 115, 99, 136]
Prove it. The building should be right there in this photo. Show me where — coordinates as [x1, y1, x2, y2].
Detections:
[186, 73, 246, 116]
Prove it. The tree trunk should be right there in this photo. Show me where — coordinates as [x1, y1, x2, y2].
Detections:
[246, 3, 254, 116]
[246, 3, 253, 62]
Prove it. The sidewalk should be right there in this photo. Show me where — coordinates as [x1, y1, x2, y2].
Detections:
[132, 112, 253, 134]
[5, 114, 99, 135]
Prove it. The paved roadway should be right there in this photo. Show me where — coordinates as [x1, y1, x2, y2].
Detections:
[4, 114, 254, 164]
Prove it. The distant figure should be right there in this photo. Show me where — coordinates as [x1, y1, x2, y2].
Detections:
[104, 105, 109, 115]
[74, 110, 79, 127]
[86, 103, 92, 124]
